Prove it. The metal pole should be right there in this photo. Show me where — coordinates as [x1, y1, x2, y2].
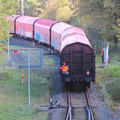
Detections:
[104, 43, 109, 68]
[21, 0, 24, 15]
[28, 48, 30, 108]
[8, 38, 9, 64]
[40, 49, 43, 68]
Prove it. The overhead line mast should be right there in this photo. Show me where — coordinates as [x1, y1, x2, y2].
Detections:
[21, 0, 24, 15]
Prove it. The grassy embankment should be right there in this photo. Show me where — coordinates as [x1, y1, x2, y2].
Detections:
[96, 43, 120, 110]
[0, 51, 56, 120]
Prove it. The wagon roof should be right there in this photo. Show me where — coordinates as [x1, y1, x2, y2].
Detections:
[36, 19, 57, 27]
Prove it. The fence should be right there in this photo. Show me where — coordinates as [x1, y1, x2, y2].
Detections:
[90, 39, 108, 54]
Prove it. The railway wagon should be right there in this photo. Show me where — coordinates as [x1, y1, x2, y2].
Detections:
[9, 15, 95, 87]
[60, 28, 95, 87]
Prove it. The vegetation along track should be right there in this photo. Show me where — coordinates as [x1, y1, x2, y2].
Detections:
[65, 88, 95, 120]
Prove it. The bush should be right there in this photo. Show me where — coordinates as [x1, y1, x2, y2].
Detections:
[107, 80, 120, 102]
[0, 71, 13, 81]
[105, 65, 120, 78]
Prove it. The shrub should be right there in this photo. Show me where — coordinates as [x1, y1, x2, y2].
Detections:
[106, 66, 120, 78]
[0, 71, 13, 81]
[107, 80, 120, 102]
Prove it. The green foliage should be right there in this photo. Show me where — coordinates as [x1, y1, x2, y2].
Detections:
[106, 65, 120, 78]
[0, 71, 14, 81]
[42, 0, 75, 21]
[68, 0, 120, 46]
[16, 0, 45, 17]
[30, 0, 44, 17]
[107, 80, 120, 102]
[0, 54, 56, 119]
[0, 0, 17, 56]
[101, 0, 120, 45]
[109, 43, 120, 54]
[107, 79, 120, 102]
[114, 18, 120, 41]
[22, 0, 75, 21]
[0, 0, 16, 39]
[0, 69, 50, 120]
[96, 43, 120, 104]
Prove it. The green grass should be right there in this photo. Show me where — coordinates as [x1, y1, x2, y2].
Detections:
[107, 80, 120, 102]
[0, 53, 56, 120]
[96, 43, 120, 106]
[0, 69, 51, 120]
[0, 41, 59, 120]
[43, 56, 56, 65]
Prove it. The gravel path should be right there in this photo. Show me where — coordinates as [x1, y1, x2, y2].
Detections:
[46, 53, 66, 120]
[89, 84, 120, 120]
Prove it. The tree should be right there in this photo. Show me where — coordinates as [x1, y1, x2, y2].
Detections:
[0, 0, 17, 54]
[102, 0, 120, 46]
[42, 0, 75, 21]
[16, 0, 47, 17]
[69, 0, 120, 47]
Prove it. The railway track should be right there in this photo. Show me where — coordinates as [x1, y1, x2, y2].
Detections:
[85, 88, 95, 120]
[65, 88, 95, 120]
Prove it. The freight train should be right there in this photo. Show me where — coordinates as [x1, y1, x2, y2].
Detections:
[9, 15, 95, 88]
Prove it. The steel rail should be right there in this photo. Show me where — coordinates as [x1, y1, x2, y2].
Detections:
[65, 88, 95, 120]
[85, 88, 95, 120]
[85, 106, 91, 120]
[65, 91, 72, 120]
